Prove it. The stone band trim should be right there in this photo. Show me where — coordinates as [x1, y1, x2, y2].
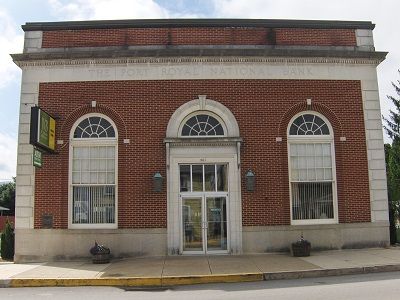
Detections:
[13, 56, 385, 68]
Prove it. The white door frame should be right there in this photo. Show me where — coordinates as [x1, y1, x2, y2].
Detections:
[166, 145, 242, 255]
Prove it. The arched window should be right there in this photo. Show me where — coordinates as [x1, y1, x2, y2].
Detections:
[287, 112, 338, 225]
[69, 114, 118, 229]
[73, 116, 115, 138]
[180, 113, 225, 137]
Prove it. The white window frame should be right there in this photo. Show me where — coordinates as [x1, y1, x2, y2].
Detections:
[287, 111, 338, 225]
[68, 113, 118, 229]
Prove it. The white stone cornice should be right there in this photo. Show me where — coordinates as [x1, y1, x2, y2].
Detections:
[15, 56, 383, 68]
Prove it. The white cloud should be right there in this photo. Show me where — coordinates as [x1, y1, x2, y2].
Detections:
[0, 132, 17, 181]
[0, 9, 23, 90]
[48, 0, 170, 20]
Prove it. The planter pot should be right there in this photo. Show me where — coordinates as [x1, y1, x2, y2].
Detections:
[290, 241, 311, 257]
[92, 253, 110, 264]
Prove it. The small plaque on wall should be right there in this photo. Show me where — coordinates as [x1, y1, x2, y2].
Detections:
[42, 214, 53, 229]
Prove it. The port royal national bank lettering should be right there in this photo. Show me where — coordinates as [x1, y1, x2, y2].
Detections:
[12, 19, 389, 262]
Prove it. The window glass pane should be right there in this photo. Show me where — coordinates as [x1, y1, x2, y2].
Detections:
[217, 165, 228, 191]
[74, 127, 83, 138]
[291, 182, 334, 220]
[182, 125, 190, 136]
[289, 125, 298, 135]
[290, 144, 297, 156]
[106, 127, 115, 137]
[299, 169, 307, 181]
[107, 147, 115, 158]
[99, 160, 106, 171]
[72, 172, 80, 184]
[303, 114, 314, 123]
[72, 186, 115, 224]
[192, 165, 203, 191]
[323, 156, 332, 168]
[204, 165, 216, 191]
[324, 168, 333, 180]
[98, 147, 107, 158]
[81, 172, 90, 184]
[180, 165, 191, 192]
[107, 159, 115, 171]
[90, 172, 98, 184]
[291, 169, 299, 181]
[89, 117, 100, 126]
[107, 172, 115, 184]
[307, 169, 316, 181]
[98, 172, 107, 184]
[81, 159, 90, 171]
[315, 144, 323, 156]
[320, 124, 329, 135]
[291, 157, 298, 170]
[315, 156, 323, 168]
[322, 144, 331, 156]
[197, 115, 208, 123]
[72, 159, 80, 171]
[297, 144, 306, 156]
[298, 157, 307, 169]
[214, 124, 224, 136]
[315, 168, 324, 180]
[90, 159, 99, 171]
[307, 156, 315, 168]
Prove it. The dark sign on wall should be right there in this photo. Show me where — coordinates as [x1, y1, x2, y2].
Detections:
[30, 107, 56, 152]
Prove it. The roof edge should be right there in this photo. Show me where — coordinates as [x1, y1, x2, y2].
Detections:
[21, 18, 375, 31]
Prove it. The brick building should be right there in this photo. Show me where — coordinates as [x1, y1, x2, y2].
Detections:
[12, 19, 389, 262]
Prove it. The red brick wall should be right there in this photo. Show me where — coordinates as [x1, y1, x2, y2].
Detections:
[41, 27, 356, 48]
[0, 216, 14, 231]
[34, 80, 369, 229]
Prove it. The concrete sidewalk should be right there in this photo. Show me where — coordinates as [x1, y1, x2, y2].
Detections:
[2, 247, 400, 288]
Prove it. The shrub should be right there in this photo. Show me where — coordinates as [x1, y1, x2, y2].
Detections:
[1, 219, 15, 260]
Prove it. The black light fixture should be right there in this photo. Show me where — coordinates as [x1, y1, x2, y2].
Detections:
[153, 172, 163, 192]
[246, 170, 255, 191]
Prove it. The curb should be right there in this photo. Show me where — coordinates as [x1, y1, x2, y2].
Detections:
[2, 264, 400, 288]
[3, 273, 264, 288]
[263, 264, 400, 280]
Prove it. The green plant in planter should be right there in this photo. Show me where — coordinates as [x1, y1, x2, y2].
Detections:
[90, 241, 111, 264]
[290, 235, 311, 257]
[1, 219, 15, 261]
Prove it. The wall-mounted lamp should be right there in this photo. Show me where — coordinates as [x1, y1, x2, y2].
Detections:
[153, 172, 163, 192]
[245, 170, 255, 191]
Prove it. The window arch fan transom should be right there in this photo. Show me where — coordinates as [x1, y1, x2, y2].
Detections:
[289, 114, 330, 136]
[73, 116, 115, 138]
[181, 114, 225, 137]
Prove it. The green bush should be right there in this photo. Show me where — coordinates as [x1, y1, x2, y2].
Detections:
[1, 219, 15, 260]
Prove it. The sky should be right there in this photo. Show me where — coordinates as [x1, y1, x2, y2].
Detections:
[0, 0, 399, 182]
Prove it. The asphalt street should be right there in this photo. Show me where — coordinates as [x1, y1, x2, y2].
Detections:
[1, 271, 400, 300]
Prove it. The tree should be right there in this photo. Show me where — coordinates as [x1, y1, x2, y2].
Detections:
[0, 178, 15, 216]
[383, 70, 400, 143]
[383, 70, 400, 244]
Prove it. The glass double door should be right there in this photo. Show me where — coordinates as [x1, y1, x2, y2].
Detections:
[182, 195, 227, 254]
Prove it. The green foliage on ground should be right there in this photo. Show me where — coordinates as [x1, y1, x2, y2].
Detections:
[0, 219, 14, 260]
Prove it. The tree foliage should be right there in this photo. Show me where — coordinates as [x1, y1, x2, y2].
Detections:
[383, 70, 400, 143]
[384, 70, 400, 244]
[0, 178, 15, 216]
